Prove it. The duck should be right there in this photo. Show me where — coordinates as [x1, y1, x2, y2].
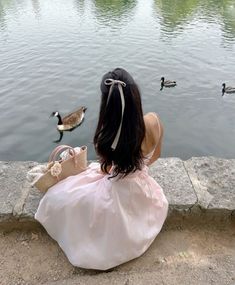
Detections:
[160, 77, 177, 90]
[50, 106, 87, 131]
[222, 83, 235, 96]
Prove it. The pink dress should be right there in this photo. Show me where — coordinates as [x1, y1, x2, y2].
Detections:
[35, 157, 168, 270]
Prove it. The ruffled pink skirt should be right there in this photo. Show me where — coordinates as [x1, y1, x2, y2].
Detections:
[35, 162, 168, 270]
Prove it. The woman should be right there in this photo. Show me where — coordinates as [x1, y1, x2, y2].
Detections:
[35, 68, 168, 270]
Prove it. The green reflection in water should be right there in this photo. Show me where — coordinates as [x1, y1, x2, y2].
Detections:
[0, 0, 10, 29]
[155, 0, 198, 32]
[31, 0, 41, 19]
[0, 0, 41, 29]
[94, 0, 137, 25]
[155, 0, 235, 41]
[198, 0, 235, 39]
[73, 0, 85, 14]
[94, 0, 136, 13]
[220, 3, 235, 40]
[0, 0, 27, 30]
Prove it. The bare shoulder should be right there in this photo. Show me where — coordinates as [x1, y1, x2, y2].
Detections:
[144, 112, 163, 130]
[143, 112, 163, 150]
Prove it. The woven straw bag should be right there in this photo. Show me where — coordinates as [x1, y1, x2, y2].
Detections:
[34, 145, 87, 192]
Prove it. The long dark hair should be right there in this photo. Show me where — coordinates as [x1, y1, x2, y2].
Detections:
[93, 68, 145, 178]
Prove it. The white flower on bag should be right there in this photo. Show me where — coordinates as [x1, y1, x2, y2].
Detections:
[50, 161, 62, 177]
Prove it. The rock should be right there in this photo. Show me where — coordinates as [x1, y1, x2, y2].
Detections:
[31, 233, 39, 240]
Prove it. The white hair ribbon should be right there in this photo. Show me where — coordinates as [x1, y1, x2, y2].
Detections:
[104, 78, 126, 150]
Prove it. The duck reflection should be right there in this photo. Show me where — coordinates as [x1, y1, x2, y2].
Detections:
[53, 123, 86, 143]
[54, 130, 64, 143]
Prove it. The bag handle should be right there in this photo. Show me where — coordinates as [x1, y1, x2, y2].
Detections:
[49, 145, 76, 163]
[49, 145, 87, 168]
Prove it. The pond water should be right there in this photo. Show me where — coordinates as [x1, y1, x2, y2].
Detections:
[0, 0, 235, 162]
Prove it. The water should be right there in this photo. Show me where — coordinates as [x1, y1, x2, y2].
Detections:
[0, 0, 235, 162]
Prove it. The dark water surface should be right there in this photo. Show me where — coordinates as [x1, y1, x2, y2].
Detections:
[0, 0, 235, 162]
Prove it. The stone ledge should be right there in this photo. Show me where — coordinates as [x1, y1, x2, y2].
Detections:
[0, 161, 37, 222]
[149, 157, 197, 211]
[183, 157, 235, 212]
[0, 157, 234, 229]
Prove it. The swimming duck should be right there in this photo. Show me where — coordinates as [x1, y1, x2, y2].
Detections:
[50, 106, 87, 131]
[222, 83, 235, 96]
[160, 77, 177, 90]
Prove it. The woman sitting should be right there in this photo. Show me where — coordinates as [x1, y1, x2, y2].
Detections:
[35, 67, 168, 270]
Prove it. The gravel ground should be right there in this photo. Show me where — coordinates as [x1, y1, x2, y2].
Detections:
[0, 223, 235, 285]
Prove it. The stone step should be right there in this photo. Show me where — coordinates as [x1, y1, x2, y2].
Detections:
[0, 157, 235, 229]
